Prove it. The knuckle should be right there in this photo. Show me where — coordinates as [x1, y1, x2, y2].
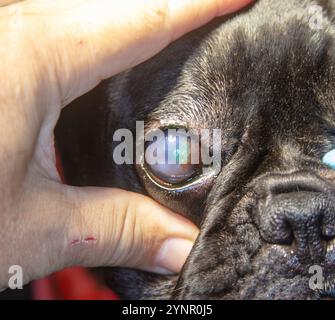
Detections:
[143, 0, 171, 33]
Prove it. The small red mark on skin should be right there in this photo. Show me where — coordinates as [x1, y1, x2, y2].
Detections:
[70, 237, 97, 246]
[84, 236, 97, 242]
[70, 239, 80, 245]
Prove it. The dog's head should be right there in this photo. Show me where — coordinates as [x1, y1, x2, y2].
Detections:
[56, 0, 335, 299]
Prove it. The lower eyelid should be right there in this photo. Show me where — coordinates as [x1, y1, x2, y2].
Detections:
[148, 163, 197, 184]
[141, 163, 217, 192]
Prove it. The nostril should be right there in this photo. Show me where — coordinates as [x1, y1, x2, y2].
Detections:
[257, 198, 295, 245]
[321, 208, 335, 242]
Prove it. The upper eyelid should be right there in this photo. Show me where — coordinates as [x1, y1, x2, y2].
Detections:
[144, 121, 192, 136]
[144, 126, 213, 146]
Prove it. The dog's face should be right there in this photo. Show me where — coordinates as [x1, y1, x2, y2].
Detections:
[56, 0, 335, 299]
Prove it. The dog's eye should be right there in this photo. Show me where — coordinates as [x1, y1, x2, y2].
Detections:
[323, 149, 335, 169]
[144, 130, 201, 185]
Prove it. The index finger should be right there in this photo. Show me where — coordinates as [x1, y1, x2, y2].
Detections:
[4, 0, 253, 105]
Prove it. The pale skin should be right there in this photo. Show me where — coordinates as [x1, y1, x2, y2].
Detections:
[0, 0, 252, 290]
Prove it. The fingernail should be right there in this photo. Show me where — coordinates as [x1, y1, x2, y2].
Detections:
[153, 238, 194, 275]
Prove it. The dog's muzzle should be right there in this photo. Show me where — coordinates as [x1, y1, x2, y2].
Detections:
[172, 171, 335, 299]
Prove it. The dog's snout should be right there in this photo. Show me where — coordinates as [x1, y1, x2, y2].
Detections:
[256, 173, 335, 261]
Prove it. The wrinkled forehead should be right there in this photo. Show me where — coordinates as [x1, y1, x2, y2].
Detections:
[125, 1, 335, 139]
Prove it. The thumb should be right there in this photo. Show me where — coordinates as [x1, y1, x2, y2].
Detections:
[65, 187, 199, 274]
[12, 177, 199, 285]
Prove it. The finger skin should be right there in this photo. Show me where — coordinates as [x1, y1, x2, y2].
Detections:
[5, 0, 253, 106]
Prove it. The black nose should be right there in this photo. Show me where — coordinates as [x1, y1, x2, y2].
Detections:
[256, 172, 335, 261]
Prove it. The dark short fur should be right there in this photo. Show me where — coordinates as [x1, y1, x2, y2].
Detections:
[56, 0, 335, 299]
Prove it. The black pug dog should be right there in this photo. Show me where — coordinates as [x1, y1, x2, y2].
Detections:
[55, 0, 335, 299]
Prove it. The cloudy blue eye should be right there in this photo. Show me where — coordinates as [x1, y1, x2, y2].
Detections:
[322, 149, 335, 170]
[145, 130, 201, 185]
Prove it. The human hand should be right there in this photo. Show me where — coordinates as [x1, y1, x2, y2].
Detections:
[0, 0, 252, 289]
